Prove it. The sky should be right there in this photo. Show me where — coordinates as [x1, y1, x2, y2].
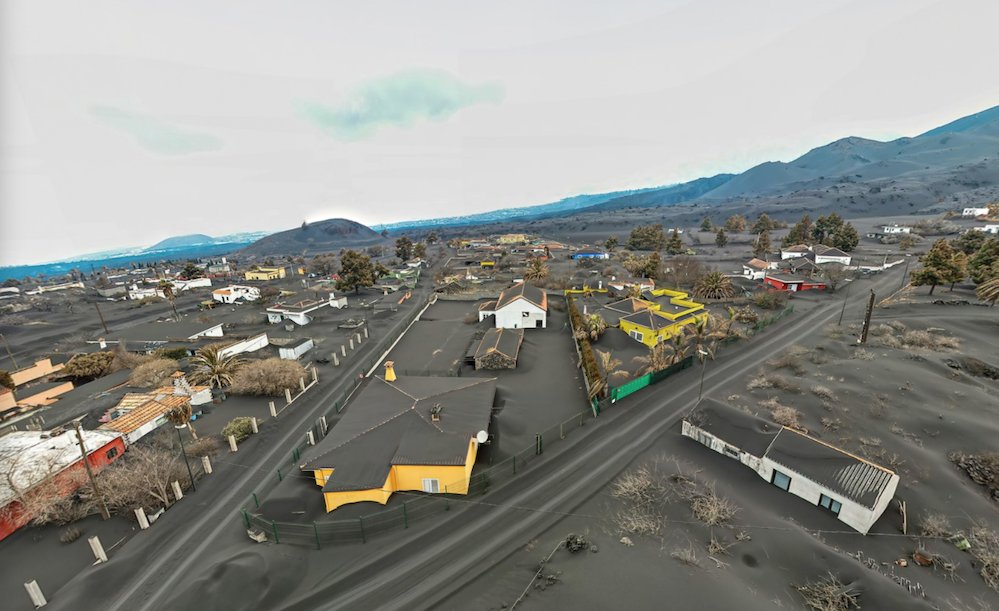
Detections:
[3, 0, 999, 265]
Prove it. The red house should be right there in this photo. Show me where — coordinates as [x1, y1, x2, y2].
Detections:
[763, 274, 827, 292]
[0, 430, 125, 541]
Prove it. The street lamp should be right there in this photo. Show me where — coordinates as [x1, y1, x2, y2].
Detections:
[697, 349, 709, 402]
[175, 425, 197, 492]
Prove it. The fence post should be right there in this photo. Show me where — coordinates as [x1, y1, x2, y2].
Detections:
[307, 430, 315, 446]
[349, 338, 354, 350]
[135, 507, 150, 529]
[403, 502, 408, 529]
[299, 377, 306, 392]
[228, 435, 238, 452]
[271, 520, 280, 544]
[277, 468, 283, 481]
[313, 522, 321, 550]
[359, 516, 366, 543]
[88, 535, 108, 563]
[341, 345, 347, 357]
[444, 485, 450, 511]
[269, 401, 277, 417]
[251, 417, 259, 434]
[23, 580, 46, 608]
[536, 433, 543, 455]
[241, 508, 250, 529]
[285, 388, 293, 404]
[253, 492, 260, 508]
[171, 480, 184, 501]
[201, 455, 213, 474]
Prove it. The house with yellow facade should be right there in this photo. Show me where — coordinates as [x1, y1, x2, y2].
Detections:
[496, 233, 528, 244]
[614, 288, 708, 347]
[301, 374, 497, 512]
[244, 266, 286, 281]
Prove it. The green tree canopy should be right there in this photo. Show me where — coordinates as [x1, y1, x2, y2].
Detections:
[911, 238, 965, 295]
[724, 215, 746, 233]
[336, 250, 377, 293]
[627, 224, 667, 251]
[968, 238, 999, 283]
[714, 228, 728, 247]
[753, 230, 772, 258]
[395, 237, 414, 261]
[665, 229, 684, 255]
[700, 217, 713, 232]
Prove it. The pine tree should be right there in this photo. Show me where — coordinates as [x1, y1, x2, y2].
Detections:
[715, 228, 728, 247]
[911, 239, 963, 295]
[831, 222, 860, 252]
[665, 229, 684, 255]
[782, 214, 813, 247]
[700, 217, 713, 232]
[724, 215, 746, 233]
[336, 250, 376, 293]
[968, 238, 999, 283]
[751, 213, 776, 233]
[395, 237, 414, 261]
[753, 230, 771, 258]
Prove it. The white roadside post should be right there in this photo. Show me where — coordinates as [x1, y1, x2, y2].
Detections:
[134, 507, 150, 529]
[349, 338, 354, 350]
[364, 326, 369, 339]
[228, 435, 238, 452]
[171, 481, 184, 501]
[250, 417, 259, 434]
[88, 536, 108, 563]
[285, 388, 293, 404]
[201, 455, 213, 474]
[356, 333, 362, 345]
[24, 580, 46, 608]
[299, 377, 306, 392]
[311, 366, 318, 383]
[341, 345, 347, 357]
[307, 430, 315, 445]
[320, 416, 328, 435]
[269, 401, 277, 417]
[332, 353, 339, 367]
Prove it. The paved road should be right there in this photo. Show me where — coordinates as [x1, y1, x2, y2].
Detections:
[273, 268, 909, 611]
[41, 273, 440, 611]
[45, 265, 904, 611]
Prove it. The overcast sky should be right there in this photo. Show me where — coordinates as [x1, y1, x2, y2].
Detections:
[3, 0, 998, 265]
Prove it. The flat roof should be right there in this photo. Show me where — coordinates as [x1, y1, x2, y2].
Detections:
[101, 320, 222, 343]
[685, 398, 779, 458]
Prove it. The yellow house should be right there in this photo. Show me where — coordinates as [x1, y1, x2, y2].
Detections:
[244, 266, 286, 281]
[302, 376, 497, 512]
[616, 288, 708, 347]
[496, 233, 528, 244]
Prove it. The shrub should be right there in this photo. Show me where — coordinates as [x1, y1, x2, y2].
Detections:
[795, 573, 861, 611]
[690, 489, 738, 525]
[128, 358, 179, 387]
[753, 289, 788, 310]
[767, 353, 806, 376]
[155, 347, 191, 360]
[764, 400, 802, 429]
[63, 352, 114, 380]
[730, 306, 759, 325]
[919, 513, 952, 538]
[230, 358, 307, 396]
[184, 436, 221, 458]
[748, 373, 801, 393]
[221, 417, 255, 443]
[969, 524, 999, 592]
[811, 385, 836, 401]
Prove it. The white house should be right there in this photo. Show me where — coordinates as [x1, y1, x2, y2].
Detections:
[279, 338, 315, 360]
[267, 293, 344, 325]
[218, 333, 270, 359]
[682, 399, 899, 534]
[0, 287, 20, 300]
[879, 224, 911, 234]
[963, 207, 990, 218]
[742, 258, 776, 281]
[780, 244, 811, 260]
[972, 224, 999, 235]
[478, 282, 548, 329]
[26, 281, 85, 295]
[811, 245, 852, 266]
[171, 277, 212, 291]
[212, 285, 261, 304]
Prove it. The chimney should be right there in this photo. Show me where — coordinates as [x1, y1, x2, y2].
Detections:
[384, 360, 397, 382]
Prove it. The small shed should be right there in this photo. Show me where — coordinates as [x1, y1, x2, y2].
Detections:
[474, 328, 524, 370]
[279, 338, 315, 360]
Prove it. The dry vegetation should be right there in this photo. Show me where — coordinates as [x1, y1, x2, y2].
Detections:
[128, 358, 179, 387]
[868, 321, 961, 351]
[748, 372, 801, 393]
[230, 358, 307, 396]
[689, 488, 738, 525]
[794, 573, 861, 611]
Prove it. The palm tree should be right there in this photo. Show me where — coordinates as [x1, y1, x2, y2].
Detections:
[977, 276, 999, 307]
[632, 334, 687, 374]
[575, 314, 607, 342]
[159, 281, 179, 321]
[595, 349, 625, 380]
[683, 315, 725, 362]
[692, 271, 735, 300]
[524, 256, 550, 282]
[166, 401, 197, 490]
[189, 345, 244, 399]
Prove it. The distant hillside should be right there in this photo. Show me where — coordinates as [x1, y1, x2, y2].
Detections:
[372, 187, 663, 232]
[584, 174, 735, 212]
[145, 234, 216, 251]
[240, 218, 382, 257]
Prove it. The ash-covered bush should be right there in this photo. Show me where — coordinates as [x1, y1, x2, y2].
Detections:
[230, 358, 306, 396]
[221, 417, 255, 443]
[128, 358, 179, 388]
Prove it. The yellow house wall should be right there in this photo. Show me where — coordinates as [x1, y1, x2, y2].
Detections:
[323, 484, 393, 513]
[17, 381, 74, 407]
[313, 468, 334, 487]
[11, 359, 64, 387]
[620, 312, 709, 347]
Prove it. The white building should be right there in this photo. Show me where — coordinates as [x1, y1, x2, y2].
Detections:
[879, 224, 911, 234]
[972, 224, 999, 234]
[212, 285, 261, 304]
[478, 282, 548, 329]
[266, 293, 344, 325]
[171, 277, 212, 291]
[811, 245, 852, 266]
[218, 333, 270, 359]
[963, 207, 990, 217]
[682, 399, 899, 534]
[742, 258, 776, 281]
[779, 244, 811, 260]
[279, 338, 315, 360]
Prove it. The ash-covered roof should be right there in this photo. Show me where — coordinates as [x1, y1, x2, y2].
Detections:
[301, 376, 496, 493]
[496, 283, 547, 311]
[685, 398, 779, 458]
[474, 328, 524, 361]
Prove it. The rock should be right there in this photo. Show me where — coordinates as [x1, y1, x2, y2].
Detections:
[620, 536, 634, 547]
[589, 544, 599, 553]
[565, 533, 588, 553]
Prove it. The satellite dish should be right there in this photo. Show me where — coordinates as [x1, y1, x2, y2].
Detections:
[476, 430, 489, 444]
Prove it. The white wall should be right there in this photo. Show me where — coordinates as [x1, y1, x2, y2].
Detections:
[494, 299, 546, 329]
[279, 339, 315, 360]
[815, 255, 852, 266]
[219, 333, 270, 359]
[193, 325, 225, 339]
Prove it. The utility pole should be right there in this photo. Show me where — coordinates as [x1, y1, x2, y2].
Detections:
[94, 303, 110, 335]
[837, 279, 853, 326]
[72, 421, 111, 520]
[859, 290, 876, 344]
[0, 333, 18, 369]
[176, 426, 196, 491]
[899, 257, 911, 291]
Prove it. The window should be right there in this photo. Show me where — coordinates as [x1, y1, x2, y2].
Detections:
[696, 431, 712, 448]
[771, 470, 791, 491]
[723, 445, 740, 459]
[629, 329, 644, 342]
[522, 311, 530, 317]
[818, 494, 842, 515]
[105, 447, 119, 460]
[422, 478, 440, 494]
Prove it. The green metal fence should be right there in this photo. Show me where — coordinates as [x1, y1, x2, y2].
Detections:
[609, 354, 694, 403]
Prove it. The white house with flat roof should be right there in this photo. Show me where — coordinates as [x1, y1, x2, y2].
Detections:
[682, 399, 899, 534]
[963, 207, 990, 217]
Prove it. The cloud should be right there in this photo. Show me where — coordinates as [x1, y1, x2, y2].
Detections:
[298, 69, 503, 139]
[90, 105, 222, 154]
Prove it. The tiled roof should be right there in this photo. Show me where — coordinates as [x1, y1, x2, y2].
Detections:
[100, 399, 174, 434]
